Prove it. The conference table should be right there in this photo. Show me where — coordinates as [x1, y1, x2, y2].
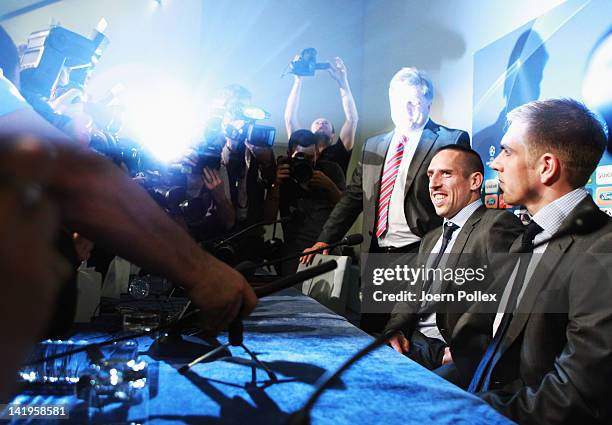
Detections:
[5, 289, 514, 424]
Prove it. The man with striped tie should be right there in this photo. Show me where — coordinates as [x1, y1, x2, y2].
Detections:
[450, 99, 612, 425]
[300, 67, 470, 332]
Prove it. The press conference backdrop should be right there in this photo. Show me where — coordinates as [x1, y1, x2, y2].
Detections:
[472, 0, 612, 216]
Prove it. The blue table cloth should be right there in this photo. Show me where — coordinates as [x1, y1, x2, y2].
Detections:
[5, 289, 514, 424]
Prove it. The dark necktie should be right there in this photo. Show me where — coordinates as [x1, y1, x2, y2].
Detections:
[421, 222, 459, 298]
[467, 220, 543, 393]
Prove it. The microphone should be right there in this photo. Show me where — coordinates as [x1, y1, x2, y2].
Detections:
[27, 260, 338, 368]
[178, 260, 338, 374]
[253, 260, 338, 298]
[209, 218, 289, 250]
[239, 233, 363, 275]
[340, 233, 364, 246]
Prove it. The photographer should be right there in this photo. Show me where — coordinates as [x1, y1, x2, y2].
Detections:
[264, 129, 345, 275]
[202, 166, 235, 230]
[285, 56, 358, 175]
[218, 84, 276, 261]
[173, 160, 236, 242]
[0, 27, 256, 336]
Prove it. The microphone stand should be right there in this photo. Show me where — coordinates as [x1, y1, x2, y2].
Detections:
[154, 236, 357, 356]
[27, 260, 339, 382]
[238, 234, 363, 275]
[177, 260, 339, 377]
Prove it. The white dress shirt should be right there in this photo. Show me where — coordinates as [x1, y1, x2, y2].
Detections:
[377, 122, 426, 248]
[419, 199, 483, 340]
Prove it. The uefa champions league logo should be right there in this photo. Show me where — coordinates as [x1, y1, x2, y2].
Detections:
[489, 145, 496, 158]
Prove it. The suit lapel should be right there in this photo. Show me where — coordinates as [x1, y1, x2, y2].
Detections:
[404, 120, 439, 197]
[500, 236, 573, 352]
[421, 228, 441, 255]
[494, 198, 603, 355]
[433, 206, 485, 301]
[446, 206, 486, 269]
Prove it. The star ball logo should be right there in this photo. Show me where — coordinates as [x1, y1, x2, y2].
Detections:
[484, 194, 498, 208]
[489, 145, 496, 158]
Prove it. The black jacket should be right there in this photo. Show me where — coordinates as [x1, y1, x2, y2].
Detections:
[318, 119, 470, 254]
[451, 197, 612, 425]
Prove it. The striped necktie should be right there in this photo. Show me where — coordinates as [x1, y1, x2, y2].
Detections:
[375, 135, 407, 238]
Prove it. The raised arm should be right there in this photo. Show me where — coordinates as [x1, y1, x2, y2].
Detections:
[284, 75, 303, 137]
[328, 57, 358, 151]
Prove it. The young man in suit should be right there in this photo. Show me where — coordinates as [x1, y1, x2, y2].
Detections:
[300, 68, 470, 332]
[452, 98, 612, 425]
[384, 145, 523, 370]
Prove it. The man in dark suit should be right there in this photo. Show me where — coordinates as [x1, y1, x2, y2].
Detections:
[450, 98, 612, 424]
[300, 67, 469, 331]
[383, 145, 523, 370]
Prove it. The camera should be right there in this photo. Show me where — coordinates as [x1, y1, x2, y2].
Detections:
[174, 144, 222, 176]
[288, 48, 331, 77]
[147, 183, 188, 213]
[20, 20, 109, 100]
[279, 153, 314, 185]
[222, 105, 276, 147]
[223, 122, 276, 147]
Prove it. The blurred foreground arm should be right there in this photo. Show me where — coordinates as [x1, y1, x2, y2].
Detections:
[0, 108, 257, 333]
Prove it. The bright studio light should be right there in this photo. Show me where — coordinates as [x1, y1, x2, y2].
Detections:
[122, 76, 203, 162]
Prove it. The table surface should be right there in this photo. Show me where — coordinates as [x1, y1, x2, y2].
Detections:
[6, 289, 514, 425]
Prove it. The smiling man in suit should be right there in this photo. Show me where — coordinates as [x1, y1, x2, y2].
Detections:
[383, 145, 523, 370]
[454, 98, 612, 425]
[300, 67, 470, 332]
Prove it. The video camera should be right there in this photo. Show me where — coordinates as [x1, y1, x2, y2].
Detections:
[20, 20, 109, 100]
[221, 104, 276, 147]
[287, 48, 331, 77]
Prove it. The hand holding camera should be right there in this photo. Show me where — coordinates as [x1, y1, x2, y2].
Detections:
[327, 57, 349, 88]
[309, 170, 336, 192]
[274, 161, 291, 185]
[287, 48, 331, 77]
[202, 167, 225, 198]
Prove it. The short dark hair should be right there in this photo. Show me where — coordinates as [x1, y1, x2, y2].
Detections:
[288, 129, 317, 154]
[0, 25, 19, 85]
[507, 98, 607, 188]
[433, 144, 485, 177]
